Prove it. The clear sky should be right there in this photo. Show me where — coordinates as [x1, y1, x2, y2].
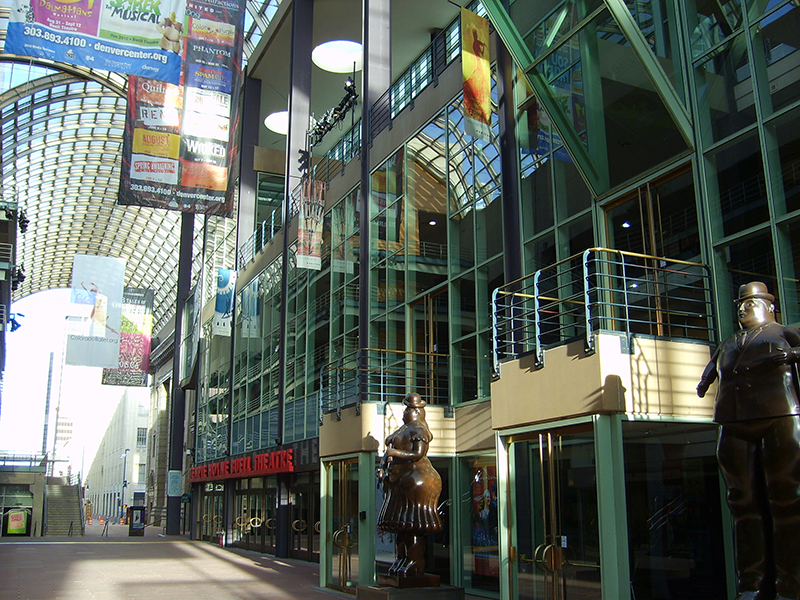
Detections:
[0, 288, 126, 477]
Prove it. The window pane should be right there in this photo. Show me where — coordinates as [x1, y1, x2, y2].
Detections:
[693, 34, 756, 144]
[768, 106, 800, 215]
[623, 421, 728, 600]
[706, 132, 768, 237]
[755, 4, 800, 116]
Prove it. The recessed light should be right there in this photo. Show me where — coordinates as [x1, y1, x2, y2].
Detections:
[264, 111, 288, 135]
[621, 221, 631, 228]
[312, 40, 363, 73]
[428, 220, 437, 226]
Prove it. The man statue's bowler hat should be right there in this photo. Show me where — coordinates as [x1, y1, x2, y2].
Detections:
[735, 281, 775, 304]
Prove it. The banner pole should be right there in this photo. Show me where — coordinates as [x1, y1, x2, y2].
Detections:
[166, 212, 194, 535]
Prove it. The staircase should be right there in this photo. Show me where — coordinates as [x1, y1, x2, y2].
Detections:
[45, 483, 83, 536]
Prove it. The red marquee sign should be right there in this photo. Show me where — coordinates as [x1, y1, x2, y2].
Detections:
[189, 449, 294, 482]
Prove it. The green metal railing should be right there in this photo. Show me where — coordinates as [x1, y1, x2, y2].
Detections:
[319, 347, 449, 421]
[491, 248, 715, 375]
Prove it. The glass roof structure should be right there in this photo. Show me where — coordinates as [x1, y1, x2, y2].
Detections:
[0, 0, 282, 332]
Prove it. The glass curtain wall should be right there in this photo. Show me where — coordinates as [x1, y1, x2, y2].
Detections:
[368, 88, 502, 406]
[196, 321, 231, 463]
[687, 0, 800, 329]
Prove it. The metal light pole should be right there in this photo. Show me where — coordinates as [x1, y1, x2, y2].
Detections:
[120, 448, 130, 522]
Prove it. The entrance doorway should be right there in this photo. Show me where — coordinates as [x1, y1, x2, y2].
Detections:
[513, 426, 601, 600]
[330, 458, 360, 591]
[199, 483, 224, 543]
[290, 472, 320, 562]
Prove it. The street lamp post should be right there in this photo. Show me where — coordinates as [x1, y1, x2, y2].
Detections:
[120, 448, 130, 522]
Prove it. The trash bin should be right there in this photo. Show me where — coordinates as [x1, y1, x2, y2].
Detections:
[128, 506, 146, 537]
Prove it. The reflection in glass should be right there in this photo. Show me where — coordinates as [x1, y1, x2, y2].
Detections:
[686, 0, 743, 57]
[461, 456, 500, 593]
[694, 34, 755, 144]
[769, 106, 800, 215]
[623, 421, 727, 600]
[720, 231, 777, 329]
[781, 220, 800, 325]
[756, 3, 800, 116]
[706, 133, 768, 237]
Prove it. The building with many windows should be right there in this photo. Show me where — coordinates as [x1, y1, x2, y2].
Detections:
[182, 1, 800, 598]
[0, 0, 795, 597]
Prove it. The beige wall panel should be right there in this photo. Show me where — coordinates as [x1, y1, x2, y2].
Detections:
[491, 334, 718, 431]
[320, 402, 457, 458]
[491, 339, 606, 430]
[625, 337, 716, 417]
[454, 401, 494, 453]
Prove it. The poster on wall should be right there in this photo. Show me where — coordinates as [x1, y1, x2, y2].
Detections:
[461, 8, 492, 142]
[102, 287, 154, 386]
[6, 509, 28, 535]
[296, 179, 326, 270]
[117, 0, 245, 216]
[4, 0, 185, 83]
[212, 268, 236, 336]
[66, 254, 126, 368]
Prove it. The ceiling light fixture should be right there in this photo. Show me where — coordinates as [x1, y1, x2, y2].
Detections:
[264, 111, 289, 135]
[312, 40, 363, 73]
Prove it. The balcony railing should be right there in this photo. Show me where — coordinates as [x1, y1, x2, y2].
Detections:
[319, 347, 449, 422]
[491, 248, 716, 376]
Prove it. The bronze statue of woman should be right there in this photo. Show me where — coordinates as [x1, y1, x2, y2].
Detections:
[377, 392, 443, 580]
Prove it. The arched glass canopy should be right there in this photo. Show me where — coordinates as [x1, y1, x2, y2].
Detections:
[0, 0, 282, 331]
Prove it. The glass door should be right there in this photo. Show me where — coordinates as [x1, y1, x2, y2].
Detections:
[262, 477, 278, 554]
[330, 458, 360, 592]
[199, 484, 224, 542]
[233, 491, 248, 547]
[290, 472, 320, 562]
[514, 426, 601, 600]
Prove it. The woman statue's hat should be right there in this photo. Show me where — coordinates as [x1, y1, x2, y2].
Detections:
[403, 393, 427, 408]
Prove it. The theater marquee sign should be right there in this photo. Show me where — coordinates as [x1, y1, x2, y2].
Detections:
[189, 449, 294, 482]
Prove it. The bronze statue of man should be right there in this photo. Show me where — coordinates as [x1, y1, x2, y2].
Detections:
[697, 282, 800, 600]
[377, 392, 443, 582]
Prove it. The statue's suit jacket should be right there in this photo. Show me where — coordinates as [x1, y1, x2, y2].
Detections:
[707, 321, 800, 423]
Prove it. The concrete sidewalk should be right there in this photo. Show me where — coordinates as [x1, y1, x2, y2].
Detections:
[0, 524, 487, 600]
[0, 523, 340, 600]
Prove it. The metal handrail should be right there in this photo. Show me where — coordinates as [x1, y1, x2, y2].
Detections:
[319, 347, 450, 422]
[491, 248, 715, 376]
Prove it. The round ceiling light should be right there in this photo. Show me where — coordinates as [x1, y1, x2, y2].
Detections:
[264, 110, 288, 135]
[312, 40, 363, 73]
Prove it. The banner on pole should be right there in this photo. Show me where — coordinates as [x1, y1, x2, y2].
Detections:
[117, 0, 245, 215]
[102, 288, 154, 386]
[212, 268, 236, 336]
[296, 178, 326, 271]
[4, 0, 185, 84]
[461, 8, 492, 142]
[66, 254, 126, 368]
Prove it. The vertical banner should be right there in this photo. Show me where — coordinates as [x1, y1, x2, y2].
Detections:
[5, 0, 184, 83]
[212, 268, 236, 336]
[117, 0, 245, 215]
[239, 280, 260, 339]
[102, 288, 154, 386]
[296, 179, 326, 270]
[461, 8, 492, 142]
[66, 254, 126, 368]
